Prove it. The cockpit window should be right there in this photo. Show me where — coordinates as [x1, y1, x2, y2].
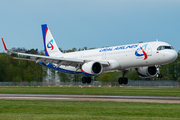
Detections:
[157, 46, 174, 50]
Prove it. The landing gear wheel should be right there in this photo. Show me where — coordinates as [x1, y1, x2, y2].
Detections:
[118, 77, 128, 85]
[118, 78, 123, 84]
[87, 77, 91, 84]
[124, 78, 128, 85]
[82, 77, 87, 83]
[82, 77, 92, 84]
[157, 73, 162, 78]
[156, 65, 162, 78]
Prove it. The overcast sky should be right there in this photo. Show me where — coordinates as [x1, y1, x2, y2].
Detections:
[1, 0, 180, 52]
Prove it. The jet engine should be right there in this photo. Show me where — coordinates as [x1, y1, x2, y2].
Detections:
[136, 66, 157, 78]
[81, 61, 103, 76]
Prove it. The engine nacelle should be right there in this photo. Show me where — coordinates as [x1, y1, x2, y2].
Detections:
[136, 66, 157, 78]
[81, 61, 103, 76]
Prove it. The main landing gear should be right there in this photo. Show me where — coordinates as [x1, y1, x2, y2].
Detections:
[82, 76, 92, 84]
[118, 70, 128, 85]
[118, 77, 128, 85]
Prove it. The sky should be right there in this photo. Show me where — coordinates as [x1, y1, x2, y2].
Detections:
[0, 0, 180, 53]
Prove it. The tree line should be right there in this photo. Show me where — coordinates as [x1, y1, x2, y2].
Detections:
[0, 47, 180, 82]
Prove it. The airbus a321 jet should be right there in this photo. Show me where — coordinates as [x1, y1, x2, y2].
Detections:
[1, 24, 178, 84]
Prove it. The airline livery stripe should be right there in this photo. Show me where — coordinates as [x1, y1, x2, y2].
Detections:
[1, 38, 7, 51]
[139, 46, 148, 60]
[45, 27, 50, 56]
[49, 41, 54, 50]
[41, 24, 49, 56]
[81, 68, 93, 76]
[137, 70, 148, 78]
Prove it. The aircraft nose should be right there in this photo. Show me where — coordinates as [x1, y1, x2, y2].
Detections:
[167, 50, 178, 62]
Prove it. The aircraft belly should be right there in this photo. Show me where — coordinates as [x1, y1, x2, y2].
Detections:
[39, 62, 81, 74]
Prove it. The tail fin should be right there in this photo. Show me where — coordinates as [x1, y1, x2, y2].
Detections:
[41, 24, 63, 56]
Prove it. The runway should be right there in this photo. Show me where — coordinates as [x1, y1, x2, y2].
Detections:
[0, 94, 180, 103]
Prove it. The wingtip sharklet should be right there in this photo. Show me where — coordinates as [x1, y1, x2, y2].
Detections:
[1, 38, 8, 51]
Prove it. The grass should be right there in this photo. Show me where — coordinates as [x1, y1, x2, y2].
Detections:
[0, 100, 180, 120]
[0, 86, 180, 96]
[0, 87, 180, 119]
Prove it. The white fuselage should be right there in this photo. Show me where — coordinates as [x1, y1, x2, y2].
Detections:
[52, 41, 177, 73]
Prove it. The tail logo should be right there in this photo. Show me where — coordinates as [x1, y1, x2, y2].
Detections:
[47, 39, 54, 50]
[135, 44, 148, 60]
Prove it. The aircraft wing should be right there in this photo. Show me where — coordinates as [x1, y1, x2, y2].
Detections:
[1, 38, 109, 67]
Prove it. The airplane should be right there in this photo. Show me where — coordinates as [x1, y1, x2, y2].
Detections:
[1, 24, 178, 84]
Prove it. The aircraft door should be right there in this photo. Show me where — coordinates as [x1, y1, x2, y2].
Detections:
[147, 43, 154, 56]
[102, 52, 107, 59]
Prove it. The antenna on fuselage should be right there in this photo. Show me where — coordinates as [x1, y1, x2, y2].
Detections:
[156, 39, 158, 42]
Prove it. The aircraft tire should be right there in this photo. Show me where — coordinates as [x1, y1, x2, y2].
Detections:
[118, 78, 123, 84]
[87, 77, 91, 84]
[82, 77, 87, 83]
[157, 73, 162, 78]
[124, 77, 128, 85]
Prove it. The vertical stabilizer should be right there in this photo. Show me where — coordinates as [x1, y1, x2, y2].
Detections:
[41, 24, 63, 56]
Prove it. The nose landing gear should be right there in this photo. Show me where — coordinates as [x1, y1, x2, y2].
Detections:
[157, 73, 162, 78]
[156, 65, 162, 78]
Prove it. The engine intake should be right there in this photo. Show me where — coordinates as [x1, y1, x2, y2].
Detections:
[81, 61, 103, 76]
[136, 66, 157, 78]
